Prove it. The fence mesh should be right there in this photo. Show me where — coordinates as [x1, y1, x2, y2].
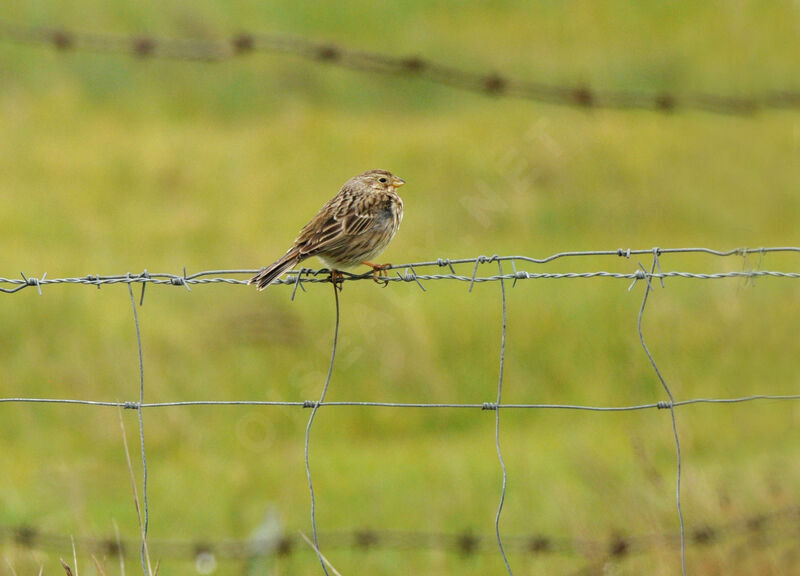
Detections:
[2, 247, 799, 575]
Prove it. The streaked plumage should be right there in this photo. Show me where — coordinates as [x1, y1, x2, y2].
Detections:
[249, 169, 405, 290]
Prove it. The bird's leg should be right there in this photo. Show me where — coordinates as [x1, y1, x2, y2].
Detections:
[329, 269, 345, 291]
[362, 261, 391, 286]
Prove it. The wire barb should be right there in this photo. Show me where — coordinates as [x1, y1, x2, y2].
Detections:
[652, 247, 665, 288]
[437, 258, 457, 275]
[20, 272, 44, 295]
[139, 270, 149, 306]
[399, 266, 426, 292]
[291, 267, 310, 301]
[469, 255, 500, 292]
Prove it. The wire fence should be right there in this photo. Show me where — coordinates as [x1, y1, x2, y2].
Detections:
[1, 22, 799, 115]
[2, 247, 800, 576]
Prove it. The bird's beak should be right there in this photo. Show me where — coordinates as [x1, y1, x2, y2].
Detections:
[391, 176, 405, 188]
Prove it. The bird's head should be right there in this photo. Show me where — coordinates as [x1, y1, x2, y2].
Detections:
[351, 169, 405, 192]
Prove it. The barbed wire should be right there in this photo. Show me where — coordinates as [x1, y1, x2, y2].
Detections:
[2, 506, 796, 563]
[1, 247, 799, 297]
[1, 23, 798, 115]
[2, 247, 799, 575]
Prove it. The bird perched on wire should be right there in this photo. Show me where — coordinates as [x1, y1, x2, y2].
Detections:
[249, 169, 405, 290]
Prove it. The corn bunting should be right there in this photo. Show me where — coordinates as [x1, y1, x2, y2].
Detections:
[249, 169, 405, 290]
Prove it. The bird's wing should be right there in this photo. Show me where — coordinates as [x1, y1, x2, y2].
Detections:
[338, 190, 385, 236]
[292, 186, 381, 258]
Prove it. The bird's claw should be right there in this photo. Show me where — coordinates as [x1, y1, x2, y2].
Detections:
[363, 261, 391, 287]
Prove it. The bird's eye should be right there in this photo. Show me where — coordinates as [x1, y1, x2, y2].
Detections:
[379, 177, 388, 183]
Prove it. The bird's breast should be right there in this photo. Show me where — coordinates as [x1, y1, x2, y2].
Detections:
[386, 193, 403, 223]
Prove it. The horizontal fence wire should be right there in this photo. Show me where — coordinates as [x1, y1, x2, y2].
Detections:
[2, 394, 800, 411]
[1, 23, 799, 115]
[2, 247, 799, 296]
[2, 247, 799, 576]
[2, 506, 797, 562]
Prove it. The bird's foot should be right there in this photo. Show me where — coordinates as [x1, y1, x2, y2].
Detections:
[362, 261, 391, 287]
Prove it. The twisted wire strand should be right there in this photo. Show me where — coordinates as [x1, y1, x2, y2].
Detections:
[2, 247, 798, 294]
[1, 23, 798, 115]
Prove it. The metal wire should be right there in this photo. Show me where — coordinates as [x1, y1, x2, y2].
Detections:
[1, 247, 799, 295]
[493, 261, 513, 575]
[304, 281, 340, 576]
[636, 253, 686, 576]
[1, 394, 798, 411]
[2, 506, 796, 562]
[127, 283, 150, 576]
[1, 23, 798, 115]
[2, 247, 799, 575]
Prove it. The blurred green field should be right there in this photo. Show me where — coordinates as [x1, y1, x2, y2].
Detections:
[1, 2, 799, 575]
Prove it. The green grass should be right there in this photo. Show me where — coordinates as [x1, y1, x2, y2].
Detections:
[1, 1, 799, 574]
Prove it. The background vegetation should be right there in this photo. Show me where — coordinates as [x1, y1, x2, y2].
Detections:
[1, 1, 798, 574]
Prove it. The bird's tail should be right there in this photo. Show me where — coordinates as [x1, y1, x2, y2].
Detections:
[248, 251, 302, 290]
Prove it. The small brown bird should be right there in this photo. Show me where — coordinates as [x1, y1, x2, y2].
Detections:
[249, 169, 405, 290]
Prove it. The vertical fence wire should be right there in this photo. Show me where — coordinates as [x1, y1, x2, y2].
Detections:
[493, 261, 514, 575]
[304, 280, 340, 575]
[127, 283, 150, 576]
[636, 252, 686, 576]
